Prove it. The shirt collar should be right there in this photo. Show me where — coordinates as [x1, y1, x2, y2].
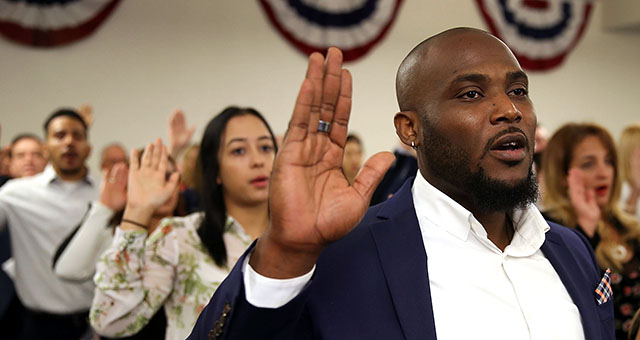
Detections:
[411, 171, 549, 256]
[225, 215, 253, 244]
[41, 164, 96, 186]
[412, 171, 474, 241]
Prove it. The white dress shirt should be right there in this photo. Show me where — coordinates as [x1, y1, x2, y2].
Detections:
[245, 172, 585, 340]
[0, 165, 98, 313]
[412, 172, 584, 340]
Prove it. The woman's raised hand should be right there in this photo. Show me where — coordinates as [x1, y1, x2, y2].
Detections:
[567, 168, 600, 237]
[99, 162, 128, 211]
[250, 48, 395, 278]
[122, 139, 180, 229]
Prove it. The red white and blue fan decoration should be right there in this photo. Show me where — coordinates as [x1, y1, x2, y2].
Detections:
[259, 0, 404, 62]
[475, 0, 593, 71]
[0, 0, 120, 47]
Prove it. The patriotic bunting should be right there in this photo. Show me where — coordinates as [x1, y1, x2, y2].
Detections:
[0, 0, 121, 47]
[475, 0, 593, 71]
[259, 0, 404, 62]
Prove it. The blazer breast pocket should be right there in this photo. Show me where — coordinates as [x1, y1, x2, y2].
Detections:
[596, 298, 614, 322]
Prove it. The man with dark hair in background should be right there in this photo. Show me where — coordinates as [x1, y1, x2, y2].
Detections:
[0, 108, 97, 339]
[189, 28, 614, 340]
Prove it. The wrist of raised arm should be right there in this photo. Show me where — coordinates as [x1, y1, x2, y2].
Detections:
[121, 205, 154, 230]
[98, 197, 119, 212]
[249, 235, 322, 279]
[576, 217, 598, 237]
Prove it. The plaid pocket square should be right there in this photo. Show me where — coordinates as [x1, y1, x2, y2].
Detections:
[594, 268, 613, 305]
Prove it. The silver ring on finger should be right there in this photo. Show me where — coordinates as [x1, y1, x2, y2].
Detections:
[317, 120, 331, 133]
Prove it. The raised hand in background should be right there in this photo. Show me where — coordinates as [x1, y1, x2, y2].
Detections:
[121, 139, 180, 231]
[100, 162, 128, 211]
[168, 109, 195, 160]
[567, 168, 600, 237]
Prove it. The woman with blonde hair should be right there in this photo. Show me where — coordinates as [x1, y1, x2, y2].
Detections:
[618, 123, 640, 220]
[542, 122, 640, 337]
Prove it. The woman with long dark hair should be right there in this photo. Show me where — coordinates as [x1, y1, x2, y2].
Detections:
[90, 107, 277, 340]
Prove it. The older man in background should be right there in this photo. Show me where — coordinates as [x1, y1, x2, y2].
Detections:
[8, 134, 47, 179]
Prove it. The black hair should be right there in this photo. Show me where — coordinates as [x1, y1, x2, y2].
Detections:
[43, 108, 88, 137]
[196, 106, 277, 267]
[346, 134, 362, 146]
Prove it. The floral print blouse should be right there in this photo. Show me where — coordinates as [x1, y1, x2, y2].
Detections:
[90, 213, 252, 340]
[611, 240, 640, 339]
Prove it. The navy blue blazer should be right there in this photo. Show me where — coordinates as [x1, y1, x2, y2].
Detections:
[189, 179, 615, 340]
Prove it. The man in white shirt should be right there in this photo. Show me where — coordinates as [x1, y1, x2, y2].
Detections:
[0, 133, 48, 337]
[0, 108, 97, 340]
[189, 28, 614, 340]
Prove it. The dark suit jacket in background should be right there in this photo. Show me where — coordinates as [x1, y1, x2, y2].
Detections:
[370, 150, 418, 206]
[189, 179, 615, 340]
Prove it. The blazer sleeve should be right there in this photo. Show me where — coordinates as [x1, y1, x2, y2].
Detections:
[187, 242, 314, 340]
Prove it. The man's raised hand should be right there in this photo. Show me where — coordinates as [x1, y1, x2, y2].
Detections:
[250, 47, 395, 278]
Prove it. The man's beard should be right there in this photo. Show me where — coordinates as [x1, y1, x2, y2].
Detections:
[57, 165, 85, 177]
[421, 118, 538, 214]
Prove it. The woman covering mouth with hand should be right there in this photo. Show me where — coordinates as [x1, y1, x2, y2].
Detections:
[90, 107, 277, 340]
[541, 122, 640, 339]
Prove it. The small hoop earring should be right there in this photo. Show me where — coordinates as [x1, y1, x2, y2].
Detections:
[411, 140, 417, 150]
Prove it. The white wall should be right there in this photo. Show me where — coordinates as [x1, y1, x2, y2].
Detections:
[1, 1, 639, 173]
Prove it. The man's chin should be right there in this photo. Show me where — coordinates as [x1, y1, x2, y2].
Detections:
[467, 168, 539, 213]
[486, 175, 530, 189]
[57, 166, 84, 177]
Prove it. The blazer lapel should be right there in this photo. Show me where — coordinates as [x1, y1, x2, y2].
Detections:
[369, 181, 437, 340]
[541, 228, 600, 340]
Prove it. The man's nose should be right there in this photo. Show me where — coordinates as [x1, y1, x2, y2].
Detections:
[490, 94, 522, 124]
[63, 134, 75, 145]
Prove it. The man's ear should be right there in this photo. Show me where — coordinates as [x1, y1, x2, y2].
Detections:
[394, 111, 421, 148]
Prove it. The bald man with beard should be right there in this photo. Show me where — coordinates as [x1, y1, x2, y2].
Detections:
[189, 28, 614, 340]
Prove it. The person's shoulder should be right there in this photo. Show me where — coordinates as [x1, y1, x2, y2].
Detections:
[0, 175, 10, 188]
[546, 220, 589, 245]
[153, 212, 203, 236]
[0, 174, 41, 195]
[544, 220, 597, 267]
